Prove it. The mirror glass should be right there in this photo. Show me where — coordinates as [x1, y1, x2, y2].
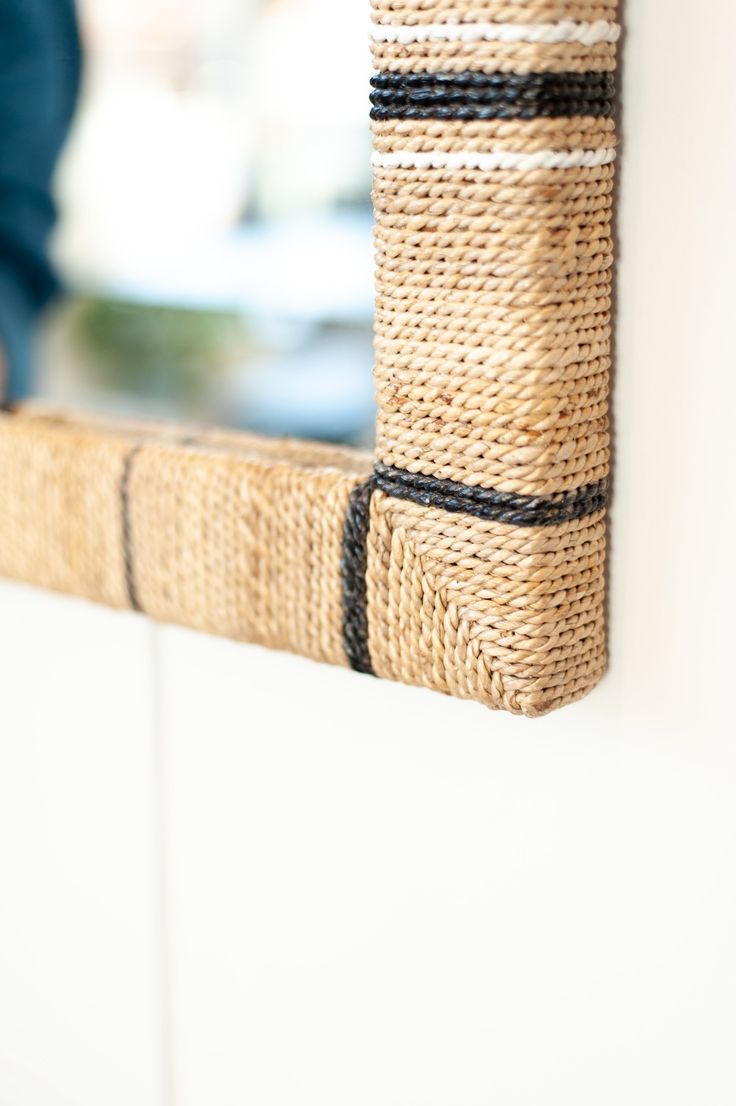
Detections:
[38, 0, 375, 447]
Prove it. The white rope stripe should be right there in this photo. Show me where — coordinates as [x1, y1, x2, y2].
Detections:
[372, 147, 617, 171]
[371, 20, 620, 46]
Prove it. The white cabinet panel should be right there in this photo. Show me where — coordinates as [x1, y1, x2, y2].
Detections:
[0, 583, 163, 1106]
[158, 629, 736, 1106]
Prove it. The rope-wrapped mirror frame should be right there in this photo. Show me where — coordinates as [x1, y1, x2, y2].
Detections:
[0, 0, 618, 717]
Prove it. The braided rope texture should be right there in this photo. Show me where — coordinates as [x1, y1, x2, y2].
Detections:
[0, 408, 371, 667]
[368, 0, 618, 715]
[0, 0, 618, 718]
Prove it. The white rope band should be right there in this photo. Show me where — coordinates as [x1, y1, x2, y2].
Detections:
[371, 147, 617, 171]
[370, 20, 621, 46]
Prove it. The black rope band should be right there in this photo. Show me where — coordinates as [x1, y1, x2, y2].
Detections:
[120, 445, 142, 612]
[370, 70, 615, 121]
[373, 463, 607, 527]
[339, 465, 605, 672]
[341, 478, 376, 675]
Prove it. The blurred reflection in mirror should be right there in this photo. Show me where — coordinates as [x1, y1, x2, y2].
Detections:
[41, 0, 375, 445]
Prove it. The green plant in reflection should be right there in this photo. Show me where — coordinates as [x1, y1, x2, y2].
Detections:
[72, 297, 242, 400]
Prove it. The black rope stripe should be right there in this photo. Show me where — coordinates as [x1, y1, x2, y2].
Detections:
[370, 70, 615, 121]
[341, 478, 376, 675]
[120, 445, 143, 612]
[373, 463, 607, 527]
[339, 465, 606, 670]
[119, 435, 203, 614]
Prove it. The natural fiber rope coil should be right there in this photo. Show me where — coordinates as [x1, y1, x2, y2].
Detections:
[362, 0, 618, 714]
[0, 0, 618, 717]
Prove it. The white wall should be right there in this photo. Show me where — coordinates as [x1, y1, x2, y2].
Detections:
[0, 590, 163, 1106]
[1, 1, 735, 1103]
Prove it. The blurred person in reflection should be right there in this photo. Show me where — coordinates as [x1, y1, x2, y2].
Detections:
[0, 0, 80, 404]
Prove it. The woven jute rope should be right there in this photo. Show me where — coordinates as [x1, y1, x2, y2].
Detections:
[0, 407, 371, 666]
[364, 0, 617, 714]
[371, 2, 619, 23]
[0, 0, 617, 716]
